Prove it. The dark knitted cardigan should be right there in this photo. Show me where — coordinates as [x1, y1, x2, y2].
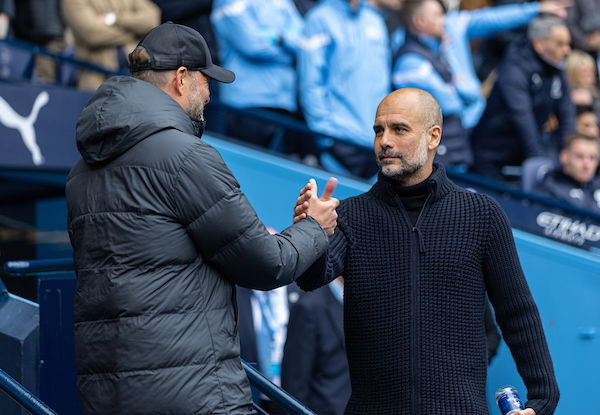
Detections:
[296, 164, 559, 415]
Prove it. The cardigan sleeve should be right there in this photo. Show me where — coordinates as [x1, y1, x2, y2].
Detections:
[295, 207, 349, 291]
[483, 198, 559, 415]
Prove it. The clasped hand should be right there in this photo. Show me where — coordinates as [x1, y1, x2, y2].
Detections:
[293, 178, 339, 236]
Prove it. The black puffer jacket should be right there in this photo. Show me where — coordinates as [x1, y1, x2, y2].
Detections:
[66, 76, 329, 415]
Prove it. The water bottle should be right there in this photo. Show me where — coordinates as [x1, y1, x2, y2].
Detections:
[495, 385, 524, 415]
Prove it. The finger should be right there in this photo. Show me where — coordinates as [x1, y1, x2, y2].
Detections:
[294, 201, 309, 215]
[320, 177, 338, 200]
[299, 182, 311, 196]
[309, 179, 318, 198]
[296, 190, 311, 206]
[293, 213, 306, 223]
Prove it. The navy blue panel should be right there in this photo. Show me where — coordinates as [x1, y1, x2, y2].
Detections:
[0, 84, 91, 170]
[37, 273, 81, 415]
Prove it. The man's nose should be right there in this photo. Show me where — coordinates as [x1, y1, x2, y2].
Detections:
[379, 130, 393, 148]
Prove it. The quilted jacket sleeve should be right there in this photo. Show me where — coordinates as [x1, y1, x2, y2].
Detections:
[172, 141, 329, 290]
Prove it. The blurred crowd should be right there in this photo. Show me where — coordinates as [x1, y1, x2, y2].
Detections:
[0, 0, 598, 211]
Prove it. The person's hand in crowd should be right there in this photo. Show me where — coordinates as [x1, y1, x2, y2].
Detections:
[293, 177, 339, 235]
[0, 13, 10, 39]
[571, 87, 594, 106]
[539, 0, 572, 20]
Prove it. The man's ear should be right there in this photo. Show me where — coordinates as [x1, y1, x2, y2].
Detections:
[174, 67, 188, 96]
[532, 38, 544, 55]
[427, 125, 442, 150]
[413, 15, 424, 33]
[559, 147, 568, 166]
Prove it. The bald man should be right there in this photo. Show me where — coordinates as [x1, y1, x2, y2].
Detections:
[293, 88, 559, 414]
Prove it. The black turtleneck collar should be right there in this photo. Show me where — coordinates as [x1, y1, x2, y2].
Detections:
[371, 163, 452, 208]
[388, 168, 435, 226]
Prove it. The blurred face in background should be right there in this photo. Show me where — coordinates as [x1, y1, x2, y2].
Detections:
[413, 0, 445, 39]
[560, 138, 600, 184]
[375, 0, 404, 10]
[534, 25, 571, 67]
[576, 111, 600, 138]
[574, 64, 597, 88]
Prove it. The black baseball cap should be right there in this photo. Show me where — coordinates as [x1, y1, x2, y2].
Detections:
[130, 22, 235, 83]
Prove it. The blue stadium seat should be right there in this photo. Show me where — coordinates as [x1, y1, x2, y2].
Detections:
[520, 156, 556, 193]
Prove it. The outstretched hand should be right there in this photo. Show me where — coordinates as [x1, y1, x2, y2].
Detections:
[539, 0, 572, 20]
[293, 177, 339, 235]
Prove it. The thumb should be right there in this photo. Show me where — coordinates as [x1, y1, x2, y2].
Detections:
[320, 177, 338, 201]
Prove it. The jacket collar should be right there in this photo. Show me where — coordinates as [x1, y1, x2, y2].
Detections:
[189, 116, 206, 138]
[369, 163, 453, 207]
[552, 168, 597, 191]
[523, 43, 564, 74]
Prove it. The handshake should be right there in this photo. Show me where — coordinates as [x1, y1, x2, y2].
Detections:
[293, 177, 340, 236]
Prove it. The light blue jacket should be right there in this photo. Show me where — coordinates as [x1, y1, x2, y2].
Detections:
[393, 2, 540, 128]
[298, 0, 391, 147]
[210, 0, 303, 111]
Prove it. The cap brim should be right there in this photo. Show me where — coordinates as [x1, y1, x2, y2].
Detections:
[201, 64, 235, 83]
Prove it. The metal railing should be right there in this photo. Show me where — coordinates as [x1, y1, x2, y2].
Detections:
[0, 368, 58, 415]
[3, 258, 316, 415]
[0, 38, 128, 84]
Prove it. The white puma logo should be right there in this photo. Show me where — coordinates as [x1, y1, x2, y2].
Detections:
[0, 91, 49, 165]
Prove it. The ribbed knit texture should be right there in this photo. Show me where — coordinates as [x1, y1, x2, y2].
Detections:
[297, 165, 559, 414]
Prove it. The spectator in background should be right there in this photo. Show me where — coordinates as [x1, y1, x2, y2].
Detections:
[369, 0, 404, 38]
[61, 0, 160, 91]
[566, 49, 600, 113]
[298, 0, 390, 179]
[534, 132, 600, 212]
[0, 0, 14, 39]
[565, 0, 600, 52]
[237, 284, 303, 415]
[471, 16, 575, 181]
[150, 1, 218, 64]
[236, 227, 304, 415]
[472, 0, 529, 84]
[12, 0, 67, 83]
[580, 13, 600, 82]
[576, 105, 600, 137]
[210, 0, 304, 151]
[281, 277, 350, 415]
[393, 0, 568, 167]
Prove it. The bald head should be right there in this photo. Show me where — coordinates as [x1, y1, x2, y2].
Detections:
[377, 88, 443, 132]
[373, 88, 443, 186]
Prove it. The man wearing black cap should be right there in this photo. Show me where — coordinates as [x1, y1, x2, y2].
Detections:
[66, 22, 339, 415]
[581, 12, 600, 65]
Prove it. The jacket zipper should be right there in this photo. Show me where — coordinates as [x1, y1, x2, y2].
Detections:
[409, 193, 431, 415]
